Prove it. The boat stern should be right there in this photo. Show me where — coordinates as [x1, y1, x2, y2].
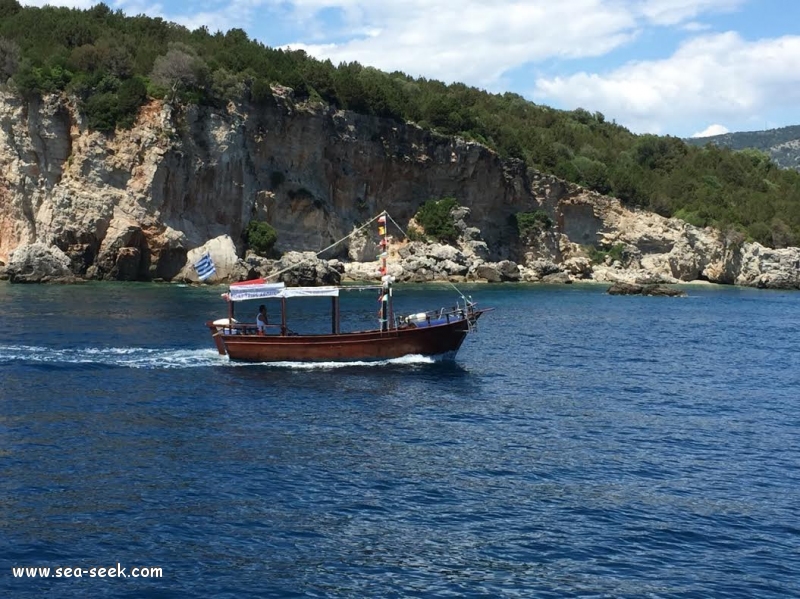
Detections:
[207, 320, 231, 355]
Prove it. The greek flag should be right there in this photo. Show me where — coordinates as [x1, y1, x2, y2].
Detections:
[193, 253, 216, 281]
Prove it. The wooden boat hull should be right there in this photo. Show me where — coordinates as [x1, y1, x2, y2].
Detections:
[211, 311, 486, 363]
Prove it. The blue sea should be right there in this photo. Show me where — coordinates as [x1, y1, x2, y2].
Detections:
[1, 282, 799, 598]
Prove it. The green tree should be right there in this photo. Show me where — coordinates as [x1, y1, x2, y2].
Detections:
[0, 0, 22, 19]
[515, 210, 553, 237]
[0, 36, 20, 82]
[415, 197, 459, 242]
[150, 42, 207, 100]
[245, 220, 278, 256]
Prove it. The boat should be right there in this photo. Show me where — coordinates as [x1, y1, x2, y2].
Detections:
[206, 280, 489, 363]
[204, 212, 491, 363]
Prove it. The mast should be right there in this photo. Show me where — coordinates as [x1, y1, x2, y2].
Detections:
[377, 212, 391, 331]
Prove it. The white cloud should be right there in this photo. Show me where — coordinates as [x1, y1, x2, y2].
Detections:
[534, 32, 800, 134]
[17, 0, 799, 136]
[284, 0, 638, 88]
[637, 0, 745, 26]
[681, 21, 712, 32]
[692, 124, 729, 137]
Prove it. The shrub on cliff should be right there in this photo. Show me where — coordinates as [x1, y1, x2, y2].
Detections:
[0, 37, 20, 83]
[245, 221, 278, 256]
[588, 243, 626, 265]
[149, 43, 208, 102]
[415, 197, 459, 243]
[80, 75, 147, 132]
[515, 211, 553, 238]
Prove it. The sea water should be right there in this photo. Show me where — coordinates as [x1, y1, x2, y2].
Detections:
[1, 282, 799, 598]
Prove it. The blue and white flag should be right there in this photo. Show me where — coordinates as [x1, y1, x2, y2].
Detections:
[193, 253, 216, 281]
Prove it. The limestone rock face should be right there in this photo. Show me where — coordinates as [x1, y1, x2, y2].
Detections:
[1, 89, 799, 289]
[6, 243, 77, 283]
[347, 230, 379, 262]
[0, 88, 537, 283]
[734, 244, 800, 289]
[522, 189, 800, 289]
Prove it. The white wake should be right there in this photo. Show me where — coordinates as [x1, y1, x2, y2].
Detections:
[0, 345, 447, 370]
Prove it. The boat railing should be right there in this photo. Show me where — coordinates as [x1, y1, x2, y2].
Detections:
[398, 302, 475, 329]
[210, 322, 284, 336]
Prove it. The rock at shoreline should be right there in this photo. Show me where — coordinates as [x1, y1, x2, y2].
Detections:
[607, 282, 687, 297]
[175, 235, 245, 283]
[541, 272, 572, 285]
[274, 251, 342, 286]
[6, 243, 79, 283]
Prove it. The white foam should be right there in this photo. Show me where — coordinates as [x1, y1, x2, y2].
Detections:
[0, 344, 225, 369]
[0, 345, 453, 370]
[245, 354, 439, 370]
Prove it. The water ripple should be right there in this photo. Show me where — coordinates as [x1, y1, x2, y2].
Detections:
[1, 283, 799, 598]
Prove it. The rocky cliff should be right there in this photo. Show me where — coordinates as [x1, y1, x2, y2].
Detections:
[1, 88, 798, 289]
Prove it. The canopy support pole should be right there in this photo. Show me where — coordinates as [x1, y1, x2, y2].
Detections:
[331, 296, 340, 334]
[281, 297, 287, 336]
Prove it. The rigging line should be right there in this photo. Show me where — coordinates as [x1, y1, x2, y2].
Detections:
[264, 212, 385, 281]
[385, 211, 470, 301]
[315, 212, 385, 257]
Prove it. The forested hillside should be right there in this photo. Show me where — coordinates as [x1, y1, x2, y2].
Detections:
[686, 126, 800, 172]
[1, 0, 799, 248]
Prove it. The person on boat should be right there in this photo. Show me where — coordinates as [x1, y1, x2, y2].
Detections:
[256, 304, 269, 334]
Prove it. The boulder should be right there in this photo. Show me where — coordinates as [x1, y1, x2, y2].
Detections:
[397, 241, 429, 259]
[607, 282, 686, 297]
[343, 260, 403, 282]
[273, 251, 341, 286]
[645, 285, 688, 297]
[428, 243, 466, 264]
[439, 259, 468, 277]
[471, 262, 503, 282]
[593, 265, 678, 285]
[7, 243, 78, 283]
[607, 282, 643, 295]
[242, 252, 277, 280]
[347, 229, 379, 262]
[497, 260, 521, 281]
[540, 272, 572, 284]
[178, 235, 244, 283]
[525, 259, 562, 280]
[562, 256, 593, 278]
[327, 259, 345, 274]
[461, 239, 490, 260]
[343, 261, 378, 282]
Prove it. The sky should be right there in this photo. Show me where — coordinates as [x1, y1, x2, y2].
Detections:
[20, 0, 800, 138]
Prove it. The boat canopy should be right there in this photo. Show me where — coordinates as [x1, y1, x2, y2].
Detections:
[226, 280, 341, 302]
